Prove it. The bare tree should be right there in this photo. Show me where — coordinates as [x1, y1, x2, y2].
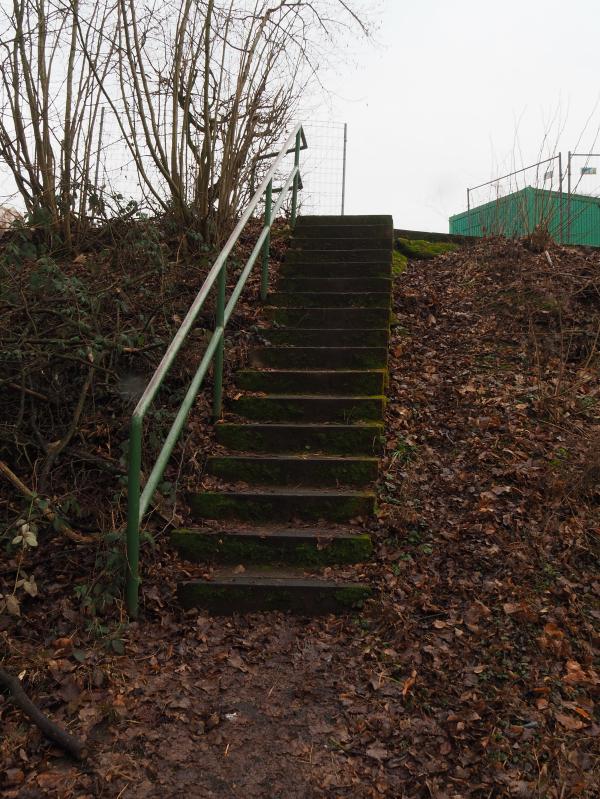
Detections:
[0, 0, 369, 247]
[0, 0, 115, 248]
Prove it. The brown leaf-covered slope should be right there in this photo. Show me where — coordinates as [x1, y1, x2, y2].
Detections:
[1, 236, 599, 798]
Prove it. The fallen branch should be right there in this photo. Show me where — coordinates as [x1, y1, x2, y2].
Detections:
[0, 460, 96, 545]
[0, 667, 87, 760]
[6, 382, 49, 402]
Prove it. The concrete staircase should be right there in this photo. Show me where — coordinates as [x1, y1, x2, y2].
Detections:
[172, 215, 393, 614]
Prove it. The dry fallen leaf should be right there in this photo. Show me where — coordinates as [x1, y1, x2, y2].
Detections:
[555, 712, 585, 731]
[402, 670, 417, 698]
[366, 743, 389, 761]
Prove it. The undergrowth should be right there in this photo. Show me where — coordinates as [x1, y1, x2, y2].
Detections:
[0, 214, 291, 619]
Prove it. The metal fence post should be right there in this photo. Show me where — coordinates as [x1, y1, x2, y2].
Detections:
[126, 417, 142, 618]
[567, 151, 572, 245]
[467, 188, 471, 236]
[212, 260, 227, 419]
[341, 123, 348, 216]
[558, 151, 563, 244]
[291, 130, 301, 225]
[261, 181, 272, 301]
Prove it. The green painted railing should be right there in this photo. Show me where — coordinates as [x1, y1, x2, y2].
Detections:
[125, 125, 307, 617]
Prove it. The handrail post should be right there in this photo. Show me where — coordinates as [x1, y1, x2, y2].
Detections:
[291, 129, 301, 226]
[126, 416, 142, 618]
[261, 181, 272, 302]
[212, 260, 227, 419]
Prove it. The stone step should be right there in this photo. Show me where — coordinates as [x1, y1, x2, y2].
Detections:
[286, 249, 391, 264]
[277, 276, 392, 293]
[293, 223, 392, 239]
[206, 454, 379, 486]
[235, 369, 386, 395]
[259, 328, 389, 347]
[188, 488, 375, 523]
[249, 346, 387, 369]
[297, 214, 393, 227]
[178, 570, 372, 614]
[215, 422, 384, 455]
[171, 526, 373, 565]
[265, 306, 390, 328]
[268, 291, 390, 309]
[228, 394, 385, 423]
[280, 261, 391, 278]
[290, 237, 391, 252]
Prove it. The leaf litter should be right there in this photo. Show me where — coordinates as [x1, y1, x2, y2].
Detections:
[1, 234, 599, 797]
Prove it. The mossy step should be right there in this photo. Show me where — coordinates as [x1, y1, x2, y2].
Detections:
[206, 454, 379, 486]
[277, 277, 392, 293]
[268, 291, 390, 309]
[235, 369, 386, 395]
[188, 488, 375, 523]
[285, 249, 391, 264]
[215, 422, 384, 455]
[294, 224, 392, 239]
[280, 261, 391, 278]
[249, 346, 388, 369]
[290, 237, 392, 252]
[229, 394, 385, 422]
[265, 306, 390, 328]
[178, 571, 372, 614]
[260, 328, 389, 347]
[171, 526, 373, 565]
[297, 214, 392, 227]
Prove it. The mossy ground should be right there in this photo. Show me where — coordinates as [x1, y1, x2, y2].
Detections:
[395, 237, 458, 261]
[392, 250, 408, 277]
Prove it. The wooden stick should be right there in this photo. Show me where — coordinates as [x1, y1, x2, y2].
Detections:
[0, 667, 87, 760]
[6, 382, 49, 402]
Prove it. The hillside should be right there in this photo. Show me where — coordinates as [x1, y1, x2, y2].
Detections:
[1, 232, 599, 797]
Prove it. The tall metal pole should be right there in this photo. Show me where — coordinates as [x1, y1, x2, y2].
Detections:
[467, 188, 471, 236]
[261, 180, 272, 301]
[341, 123, 348, 216]
[567, 151, 572, 245]
[558, 151, 563, 244]
[291, 131, 301, 226]
[93, 106, 105, 195]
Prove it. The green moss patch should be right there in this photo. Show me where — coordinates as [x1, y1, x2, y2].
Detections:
[392, 250, 408, 277]
[206, 455, 379, 487]
[177, 579, 373, 614]
[171, 529, 373, 566]
[188, 490, 376, 523]
[395, 237, 458, 261]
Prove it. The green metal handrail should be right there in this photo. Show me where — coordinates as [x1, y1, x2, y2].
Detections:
[125, 124, 307, 617]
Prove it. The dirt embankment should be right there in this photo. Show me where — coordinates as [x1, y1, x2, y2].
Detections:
[1, 234, 599, 798]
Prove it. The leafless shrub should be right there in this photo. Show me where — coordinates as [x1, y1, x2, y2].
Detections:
[0, 1, 369, 248]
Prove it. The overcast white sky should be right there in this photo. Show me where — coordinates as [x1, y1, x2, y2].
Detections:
[314, 0, 600, 232]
